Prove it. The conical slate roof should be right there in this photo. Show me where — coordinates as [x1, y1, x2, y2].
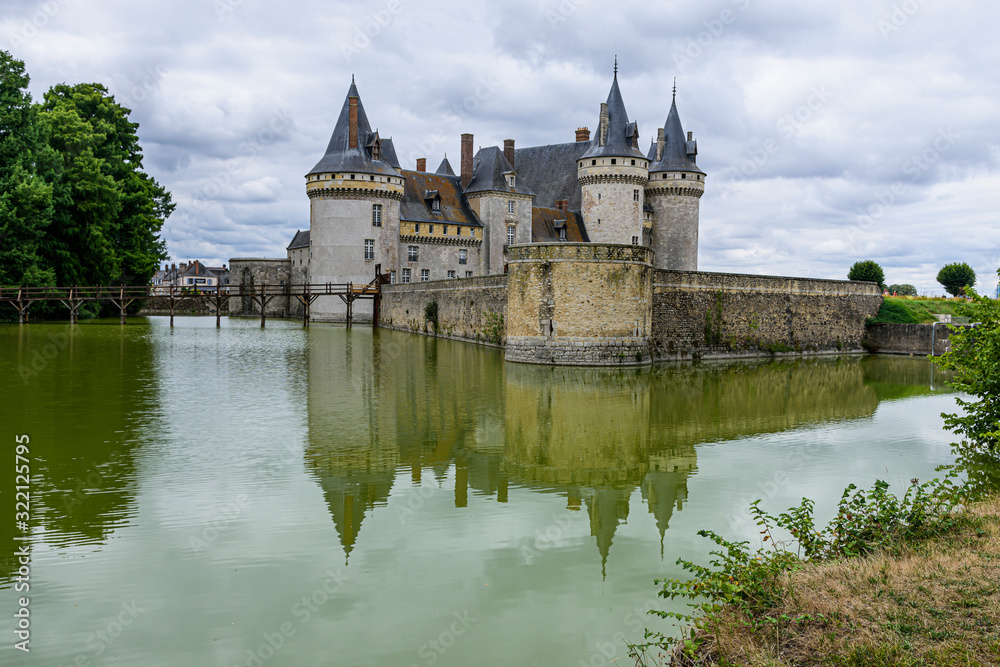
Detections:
[308, 78, 401, 177]
[581, 72, 646, 160]
[648, 93, 704, 175]
[435, 155, 455, 175]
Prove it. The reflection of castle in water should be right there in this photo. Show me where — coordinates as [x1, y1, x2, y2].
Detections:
[304, 329, 930, 570]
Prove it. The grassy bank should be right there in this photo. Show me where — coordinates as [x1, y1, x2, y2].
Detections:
[869, 297, 970, 325]
[664, 495, 1000, 666]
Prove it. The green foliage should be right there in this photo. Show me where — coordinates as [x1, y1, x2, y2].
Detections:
[936, 262, 976, 297]
[936, 271, 1000, 492]
[0, 50, 55, 287]
[887, 283, 918, 297]
[482, 310, 504, 345]
[868, 299, 920, 324]
[848, 259, 886, 291]
[630, 474, 968, 663]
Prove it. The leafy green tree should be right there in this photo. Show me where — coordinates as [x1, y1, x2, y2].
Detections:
[937, 271, 1000, 491]
[937, 262, 976, 297]
[848, 260, 885, 291]
[887, 283, 918, 297]
[38, 82, 172, 286]
[0, 50, 54, 286]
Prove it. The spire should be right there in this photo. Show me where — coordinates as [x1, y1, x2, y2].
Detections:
[614, 54, 618, 78]
[648, 86, 705, 175]
[580, 70, 645, 160]
[672, 77, 676, 101]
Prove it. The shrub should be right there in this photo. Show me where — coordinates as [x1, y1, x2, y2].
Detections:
[936, 262, 976, 297]
[848, 260, 886, 291]
[887, 283, 918, 297]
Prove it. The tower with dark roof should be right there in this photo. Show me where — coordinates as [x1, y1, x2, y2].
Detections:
[645, 85, 705, 271]
[575, 69, 650, 245]
[305, 77, 405, 320]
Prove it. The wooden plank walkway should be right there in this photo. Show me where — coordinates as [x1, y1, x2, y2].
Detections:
[0, 266, 389, 328]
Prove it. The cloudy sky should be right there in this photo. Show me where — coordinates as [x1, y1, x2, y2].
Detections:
[4, 0, 999, 295]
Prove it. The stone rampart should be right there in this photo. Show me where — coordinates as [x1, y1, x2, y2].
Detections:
[505, 243, 653, 366]
[864, 322, 967, 356]
[378, 275, 508, 345]
[228, 258, 292, 318]
[651, 270, 883, 361]
[139, 296, 228, 316]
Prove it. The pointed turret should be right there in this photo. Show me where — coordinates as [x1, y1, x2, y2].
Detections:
[648, 89, 704, 176]
[435, 155, 455, 176]
[307, 79, 400, 178]
[581, 71, 646, 161]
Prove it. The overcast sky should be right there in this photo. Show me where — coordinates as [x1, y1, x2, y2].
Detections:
[4, 0, 998, 295]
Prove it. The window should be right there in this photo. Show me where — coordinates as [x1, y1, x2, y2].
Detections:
[447, 270, 456, 279]
[611, 158, 616, 165]
[508, 200, 515, 215]
[372, 203, 382, 226]
[632, 236, 639, 245]
[465, 271, 473, 278]
[415, 223, 420, 233]
[401, 268, 411, 283]
[408, 245, 418, 262]
[559, 228, 566, 241]
[682, 173, 687, 179]
[350, 174, 355, 180]
[431, 199, 440, 211]
[428, 225, 434, 234]
[390, 270, 396, 284]
[598, 193, 601, 201]
[364, 239, 375, 260]
[420, 269, 429, 282]
[633, 189, 640, 202]
[459, 249, 467, 265]
[443, 226, 448, 235]
[507, 225, 516, 246]
[631, 159, 636, 166]
[591, 159, 596, 166]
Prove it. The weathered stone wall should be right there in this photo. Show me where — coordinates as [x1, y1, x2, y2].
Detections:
[651, 270, 883, 361]
[228, 258, 292, 317]
[467, 193, 532, 275]
[395, 240, 484, 285]
[646, 176, 703, 271]
[139, 296, 229, 316]
[378, 275, 508, 345]
[864, 322, 966, 356]
[505, 243, 653, 366]
[578, 162, 648, 245]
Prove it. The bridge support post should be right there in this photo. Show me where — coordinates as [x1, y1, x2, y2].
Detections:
[260, 284, 266, 328]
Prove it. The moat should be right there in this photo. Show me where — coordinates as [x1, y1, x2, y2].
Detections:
[1, 319, 959, 666]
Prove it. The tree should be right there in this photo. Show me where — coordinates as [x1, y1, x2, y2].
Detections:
[937, 271, 1000, 491]
[38, 82, 172, 286]
[937, 262, 976, 297]
[887, 284, 918, 297]
[848, 260, 885, 291]
[0, 50, 54, 287]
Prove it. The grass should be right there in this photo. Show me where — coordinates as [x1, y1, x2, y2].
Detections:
[869, 297, 971, 325]
[643, 494, 1000, 666]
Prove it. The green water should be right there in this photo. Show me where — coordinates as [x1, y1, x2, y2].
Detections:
[0, 319, 961, 666]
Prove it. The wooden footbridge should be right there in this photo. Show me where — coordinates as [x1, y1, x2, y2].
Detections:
[0, 266, 390, 327]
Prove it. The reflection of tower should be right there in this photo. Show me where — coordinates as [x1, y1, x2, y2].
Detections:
[642, 446, 698, 558]
[315, 471, 395, 562]
[582, 487, 631, 578]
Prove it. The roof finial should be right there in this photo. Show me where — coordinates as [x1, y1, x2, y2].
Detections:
[672, 77, 677, 101]
[614, 54, 618, 78]
[352, 73, 355, 84]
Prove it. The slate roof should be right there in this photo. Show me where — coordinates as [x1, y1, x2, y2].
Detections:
[179, 260, 216, 278]
[381, 138, 401, 170]
[648, 95, 704, 175]
[287, 229, 310, 250]
[513, 141, 588, 210]
[435, 156, 455, 175]
[307, 78, 401, 178]
[464, 146, 536, 196]
[580, 74, 646, 160]
[531, 207, 590, 243]
[399, 171, 480, 227]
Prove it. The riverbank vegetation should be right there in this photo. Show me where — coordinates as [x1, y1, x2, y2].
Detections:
[633, 275, 1000, 666]
[868, 297, 971, 325]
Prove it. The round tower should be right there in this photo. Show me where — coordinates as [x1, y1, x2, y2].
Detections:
[577, 68, 649, 246]
[306, 77, 404, 321]
[645, 86, 705, 271]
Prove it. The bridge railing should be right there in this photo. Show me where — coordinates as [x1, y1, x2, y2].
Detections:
[0, 283, 383, 300]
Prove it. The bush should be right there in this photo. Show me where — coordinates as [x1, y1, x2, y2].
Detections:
[936, 262, 976, 297]
[848, 260, 885, 291]
[887, 283, 917, 297]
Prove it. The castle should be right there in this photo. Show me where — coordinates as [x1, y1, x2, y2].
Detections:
[232, 67, 705, 322]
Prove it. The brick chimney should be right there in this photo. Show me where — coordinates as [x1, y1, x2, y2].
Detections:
[656, 127, 665, 162]
[598, 103, 608, 146]
[556, 199, 568, 213]
[575, 127, 590, 142]
[416, 158, 426, 172]
[503, 139, 515, 168]
[460, 133, 474, 190]
[348, 97, 359, 149]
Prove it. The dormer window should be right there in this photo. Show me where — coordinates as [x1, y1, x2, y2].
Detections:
[559, 228, 566, 241]
[507, 173, 515, 187]
[431, 199, 440, 211]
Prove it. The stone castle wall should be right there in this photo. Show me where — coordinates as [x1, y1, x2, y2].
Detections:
[378, 275, 508, 345]
[651, 270, 883, 360]
[646, 178, 702, 271]
[228, 258, 292, 318]
[864, 322, 966, 356]
[505, 243, 653, 366]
